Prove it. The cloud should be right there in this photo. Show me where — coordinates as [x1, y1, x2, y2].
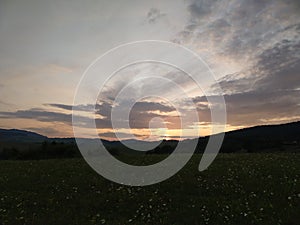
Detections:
[0, 108, 95, 129]
[96, 100, 180, 129]
[98, 131, 147, 140]
[13, 100, 180, 130]
[98, 62, 201, 104]
[96, 102, 112, 118]
[214, 31, 300, 92]
[174, 0, 300, 129]
[0, 108, 73, 124]
[176, 0, 300, 67]
[255, 39, 300, 91]
[128, 101, 175, 113]
[46, 103, 73, 111]
[187, 0, 221, 19]
[0, 107, 107, 132]
[129, 112, 180, 129]
[192, 88, 300, 127]
[47, 103, 97, 112]
[1, 0, 299, 139]
[212, 31, 300, 94]
[95, 100, 176, 117]
[146, 8, 166, 23]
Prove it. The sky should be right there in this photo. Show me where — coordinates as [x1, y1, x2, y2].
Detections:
[0, 0, 299, 140]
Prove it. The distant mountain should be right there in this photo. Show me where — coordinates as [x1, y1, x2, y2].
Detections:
[0, 129, 48, 143]
[0, 121, 300, 153]
[199, 121, 300, 153]
[224, 121, 300, 140]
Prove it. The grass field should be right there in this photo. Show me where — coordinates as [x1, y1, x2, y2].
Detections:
[0, 153, 299, 225]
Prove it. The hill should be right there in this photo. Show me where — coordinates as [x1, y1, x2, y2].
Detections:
[224, 121, 300, 140]
[0, 121, 300, 157]
[0, 128, 48, 143]
[201, 121, 300, 153]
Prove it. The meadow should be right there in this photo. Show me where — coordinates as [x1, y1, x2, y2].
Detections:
[0, 153, 299, 225]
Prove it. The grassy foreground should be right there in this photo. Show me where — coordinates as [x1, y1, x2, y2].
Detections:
[0, 153, 299, 225]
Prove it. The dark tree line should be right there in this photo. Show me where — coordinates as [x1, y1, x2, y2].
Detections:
[1, 135, 299, 160]
[0, 141, 81, 160]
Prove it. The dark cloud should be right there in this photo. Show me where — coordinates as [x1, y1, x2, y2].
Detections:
[165, 135, 198, 139]
[47, 103, 99, 112]
[130, 101, 175, 113]
[98, 131, 146, 140]
[255, 39, 300, 90]
[193, 88, 300, 127]
[213, 33, 300, 94]
[207, 41, 300, 126]
[96, 100, 180, 129]
[215, 34, 300, 93]
[146, 8, 166, 24]
[47, 103, 73, 111]
[177, 0, 300, 61]
[4, 100, 180, 130]
[188, 1, 211, 18]
[0, 108, 72, 124]
[129, 111, 180, 129]
[0, 108, 93, 128]
[2, 0, 300, 138]
[213, 72, 256, 94]
[96, 100, 176, 117]
[96, 102, 112, 118]
[224, 90, 300, 126]
[95, 117, 112, 129]
[194, 84, 300, 126]
[0, 107, 111, 130]
[177, 0, 298, 129]
[188, 0, 222, 19]
[257, 61, 300, 92]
